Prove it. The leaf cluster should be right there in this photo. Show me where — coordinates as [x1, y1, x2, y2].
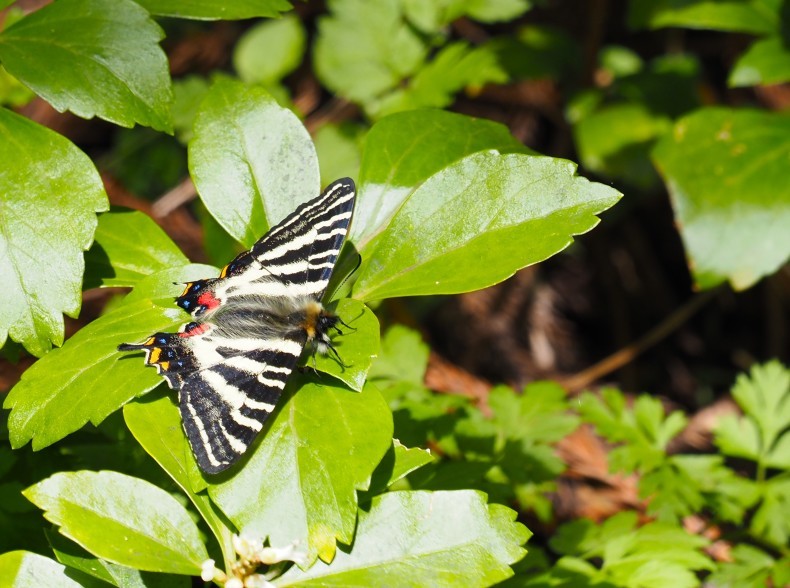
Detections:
[1, 1, 788, 587]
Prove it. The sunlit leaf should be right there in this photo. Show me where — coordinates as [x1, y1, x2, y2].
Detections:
[0, 551, 87, 588]
[84, 210, 189, 289]
[0, 107, 108, 357]
[0, 0, 173, 131]
[353, 150, 621, 301]
[24, 471, 208, 574]
[653, 108, 790, 290]
[3, 266, 211, 450]
[189, 78, 320, 248]
[275, 491, 529, 586]
[210, 378, 393, 565]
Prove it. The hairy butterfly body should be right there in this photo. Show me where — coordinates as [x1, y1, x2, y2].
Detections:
[119, 178, 356, 474]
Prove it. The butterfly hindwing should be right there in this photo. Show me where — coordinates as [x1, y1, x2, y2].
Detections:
[119, 178, 356, 474]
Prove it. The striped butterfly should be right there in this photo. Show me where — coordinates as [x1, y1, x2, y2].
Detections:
[119, 178, 356, 474]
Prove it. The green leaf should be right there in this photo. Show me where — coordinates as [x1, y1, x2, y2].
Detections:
[314, 0, 427, 103]
[351, 110, 527, 249]
[730, 36, 790, 87]
[653, 108, 790, 290]
[579, 389, 686, 474]
[368, 325, 430, 385]
[0, 551, 87, 588]
[369, 42, 507, 118]
[49, 531, 191, 588]
[24, 471, 208, 574]
[573, 102, 670, 188]
[3, 266, 211, 451]
[708, 545, 788, 588]
[210, 378, 393, 565]
[549, 512, 713, 587]
[0, 0, 173, 132]
[123, 394, 235, 560]
[0, 107, 108, 357]
[489, 382, 579, 445]
[314, 122, 364, 188]
[353, 150, 621, 301]
[275, 491, 529, 586]
[189, 77, 320, 248]
[0, 63, 35, 107]
[234, 15, 306, 85]
[402, 0, 532, 31]
[367, 439, 434, 494]
[307, 298, 380, 392]
[751, 475, 790, 547]
[171, 76, 210, 144]
[628, 0, 780, 34]
[714, 361, 790, 468]
[136, 0, 293, 19]
[84, 210, 189, 290]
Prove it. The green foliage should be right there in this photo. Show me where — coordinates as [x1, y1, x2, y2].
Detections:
[1, 2, 788, 586]
[24, 471, 208, 574]
[0, 0, 173, 132]
[233, 15, 306, 86]
[713, 361, 790, 548]
[537, 512, 715, 587]
[314, 0, 514, 118]
[653, 108, 790, 291]
[0, 107, 108, 357]
[189, 77, 320, 248]
[136, 0, 293, 20]
[84, 210, 190, 290]
[275, 491, 530, 586]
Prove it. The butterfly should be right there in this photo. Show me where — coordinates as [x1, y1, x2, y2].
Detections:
[119, 178, 356, 474]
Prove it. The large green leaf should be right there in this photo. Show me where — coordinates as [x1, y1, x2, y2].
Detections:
[351, 110, 526, 248]
[0, 551, 87, 588]
[0, 107, 108, 357]
[84, 210, 189, 289]
[628, 0, 780, 34]
[309, 298, 380, 392]
[275, 491, 529, 586]
[24, 471, 208, 574]
[136, 0, 292, 19]
[210, 378, 393, 565]
[653, 108, 790, 290]
[0, 0, 173, 132]
[123, 395, 235, 560]
[729, 36, 790, 87]
[189, 78, 320, 248]
[49, 531, 191, 588]
[3, 266, 211, 450]
[314, 0, 427, 103]
[353, 150, 621, 301]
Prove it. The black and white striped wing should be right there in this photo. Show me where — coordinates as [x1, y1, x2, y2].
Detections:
[120, 178, 356, 474]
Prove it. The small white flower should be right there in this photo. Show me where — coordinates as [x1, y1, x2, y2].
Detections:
[257, 540, 307, 566]
[200, 559, 217, 582]
[232, 533, 264, 561]
[226, 578, 244, 588]
[244, 574, 275, 588]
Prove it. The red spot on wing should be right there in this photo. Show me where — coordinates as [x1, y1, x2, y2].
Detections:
[179, 323, 210, 338]
[197, 292, 221, 311]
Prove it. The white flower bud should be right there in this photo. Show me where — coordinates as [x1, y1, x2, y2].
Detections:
[200, 559, 217, 582]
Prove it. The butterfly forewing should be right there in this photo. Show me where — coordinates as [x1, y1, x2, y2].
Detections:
[119, 178, 356, 474]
